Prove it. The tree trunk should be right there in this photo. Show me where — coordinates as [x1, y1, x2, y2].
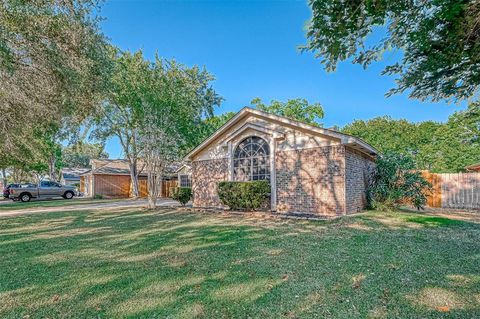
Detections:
[1, 168, 7, 187]
[129, 160, 139, 199]
[48, 155, 58, 181]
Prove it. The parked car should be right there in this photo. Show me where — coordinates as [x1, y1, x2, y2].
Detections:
[9, 181, 76, 202]
[2, 183, 20, 199]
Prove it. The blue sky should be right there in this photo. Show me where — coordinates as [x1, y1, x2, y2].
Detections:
[99, 0, 465, 158]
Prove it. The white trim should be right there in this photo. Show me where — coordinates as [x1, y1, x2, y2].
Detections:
[227, 141, 233, 180]
[185, 107, 377, 160]
[270, 137, 277, 211]
[221, 122, 285, 144]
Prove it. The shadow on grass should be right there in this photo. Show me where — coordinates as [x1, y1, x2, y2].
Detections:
[0, 208, 479, 318]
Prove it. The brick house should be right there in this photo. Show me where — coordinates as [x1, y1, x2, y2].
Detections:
[185, 107, 377, 217]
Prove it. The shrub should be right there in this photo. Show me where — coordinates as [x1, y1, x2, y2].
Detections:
[170, 187, 192, 206]
[367, 152, 432, 211]
[217, 180, 270, 211]
[93, 194, 103, 200]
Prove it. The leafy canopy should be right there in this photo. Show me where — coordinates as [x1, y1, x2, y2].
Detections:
[342, 103, 480, 172]
[62, 143, 108, 168]
[251, 98, 324, 126]
[0, 0, 110, 158]
[304, 0, 480, 103]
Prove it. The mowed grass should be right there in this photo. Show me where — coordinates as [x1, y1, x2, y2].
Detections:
[0, 208, 479, 318]
[0, 198, 123, 211]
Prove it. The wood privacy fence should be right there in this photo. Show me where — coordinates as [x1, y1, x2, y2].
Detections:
[138, 179, 178, 198]
[422, 171, 480, 210]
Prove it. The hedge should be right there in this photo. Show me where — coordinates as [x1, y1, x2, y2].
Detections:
[170, 187, 192, 206]
[217, 180, 270, 211]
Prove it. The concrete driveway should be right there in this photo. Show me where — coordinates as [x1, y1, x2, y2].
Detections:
[0, 198, 180, 218]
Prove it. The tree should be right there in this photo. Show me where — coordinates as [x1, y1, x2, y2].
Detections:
[138, 56, 221, 209]
[0, 0, 111, 159]
[342, 103, 480, 172]
[367, 152, 431, 211]
[195, 112, 236, 145]
[304, 0, 480, 103]
[251, 98, 324, 126]
[62, 142, 109, 168]
[92, 50, 151, 198]
[93, 50, 221, 200]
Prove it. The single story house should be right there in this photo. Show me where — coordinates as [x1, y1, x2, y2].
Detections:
[79, 159, 179, 198]
[185, 107, 377, 217]
[60, 168, 90, 186]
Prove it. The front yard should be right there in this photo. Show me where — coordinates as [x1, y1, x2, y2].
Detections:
[0, 208, 479, 318]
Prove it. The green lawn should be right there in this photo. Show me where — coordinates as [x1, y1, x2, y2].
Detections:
[0, 198, 123, 211]
[0, 208, 479, 318]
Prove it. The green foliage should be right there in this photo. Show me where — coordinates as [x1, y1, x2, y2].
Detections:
[170, 187, 192, 206]
[62, 142, 108, 168]
[217, 180, 270, 211]
[194, 112, 236, 146]
[251, 98, 324, 126]
[367, 153, 431, 211]
[0, 0, 111, 159]
[93, 194, 103, 200]
[342, 103, 480, 172]
[304, 0, 480, 103]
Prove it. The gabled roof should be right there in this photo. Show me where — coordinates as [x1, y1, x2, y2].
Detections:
[61, 168, 90, 180]
[79, 159, 183, 176]
[185, 107, 377, 160]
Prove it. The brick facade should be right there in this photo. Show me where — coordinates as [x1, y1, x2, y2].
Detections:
[190, 146, 375, 216]
[275, 145, 346, 216]
[345, 147, 375, 213]
[192, 158, 228, 208]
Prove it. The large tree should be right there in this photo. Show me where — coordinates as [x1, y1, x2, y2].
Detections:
[342, 103, 480, 172]
[304, 0, 480, 103]
[62, 142, 108, 168]
[93, 50, 221, 198]
[0, 0, 110, 158]
[251, 98, 324, 126]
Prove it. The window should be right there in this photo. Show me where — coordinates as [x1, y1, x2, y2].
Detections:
[179, 175, 191, 187]
[233, 136, 270, 181]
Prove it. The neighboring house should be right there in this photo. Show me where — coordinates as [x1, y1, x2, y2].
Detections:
[60, 168, 90, 186]
[465, 162, 480, 172]
[79, 159, 180, 198]
[176, 164, 192, 187]
[185, 107, 377, 217]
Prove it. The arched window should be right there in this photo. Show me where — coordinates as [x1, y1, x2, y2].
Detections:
[233, 136, 270, 181]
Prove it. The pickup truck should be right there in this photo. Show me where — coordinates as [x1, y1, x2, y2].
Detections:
[9, 181, 76, 202]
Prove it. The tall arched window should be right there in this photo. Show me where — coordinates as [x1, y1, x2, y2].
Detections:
[233, 136, 270, 181]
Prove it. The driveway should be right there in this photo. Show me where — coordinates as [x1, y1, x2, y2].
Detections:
[0, 198, 180, 218]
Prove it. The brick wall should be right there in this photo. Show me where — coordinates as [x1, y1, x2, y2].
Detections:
[345, 147, 375, 213]
[192, 158, 228, 208]
[275, 145, 346, 216]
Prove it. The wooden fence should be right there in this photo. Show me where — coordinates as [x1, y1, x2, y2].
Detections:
[138, 179, 178, 198]
[422, 171, 480, 210]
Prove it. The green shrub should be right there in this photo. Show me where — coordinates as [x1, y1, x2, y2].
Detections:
[217, 180, 270, 211]
[93, 194, 103, 200]
[170, 187, 192, 206]
[367, 152, 432, 211]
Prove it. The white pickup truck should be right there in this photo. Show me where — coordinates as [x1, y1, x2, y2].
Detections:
[9, 181, 77, 202]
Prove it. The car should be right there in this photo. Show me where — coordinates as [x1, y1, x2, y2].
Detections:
[8, 181, 77, 202]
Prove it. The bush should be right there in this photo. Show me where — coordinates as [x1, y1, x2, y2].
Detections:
[367, 152, 432, 211]
[170, 187, 192, 206]
[217, 180, 270, 211]
[93, 194, 103, 200]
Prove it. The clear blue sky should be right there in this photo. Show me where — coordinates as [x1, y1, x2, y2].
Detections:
[99, 0, 465, 158]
